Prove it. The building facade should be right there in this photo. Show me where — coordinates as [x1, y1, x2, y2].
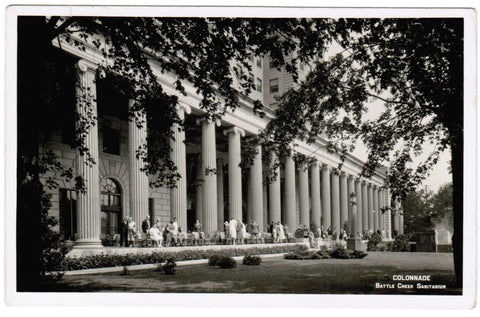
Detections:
[42, 33, 402, 249]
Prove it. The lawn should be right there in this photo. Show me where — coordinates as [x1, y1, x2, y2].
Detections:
[35, 252, 460, 295]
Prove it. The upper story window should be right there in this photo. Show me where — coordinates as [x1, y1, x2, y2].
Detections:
[102, 126, 120, 155]
[269, 60, 275, 69]
[256, 78, 262, 92]
[269, 78, 279, 93]
[256, 58, 262, 68]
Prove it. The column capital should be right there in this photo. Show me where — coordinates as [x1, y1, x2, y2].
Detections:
[310, 159, 320, 168]
[320, 164, 332, 172]
[223, 126, 245, 137]
[175, 103, 192, 115]
[76, 59, 99, 73]
[196, 117, 221, 127]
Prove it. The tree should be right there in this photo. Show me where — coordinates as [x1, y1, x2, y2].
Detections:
[402, 190, 432, 234]
[402, 184, 453, 235]
[261, 19, 463, 287]
[430, 183, 454, 232]
[17, 17, 463, 288]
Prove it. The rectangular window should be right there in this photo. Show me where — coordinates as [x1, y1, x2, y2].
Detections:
[256, 58, 262, 68]
[59, 189, 77, 241]
[102, 126, 120, 155]
[269, 60, 275, 69]
[269, 78, 279, 93]
[256, 78, 262, 92]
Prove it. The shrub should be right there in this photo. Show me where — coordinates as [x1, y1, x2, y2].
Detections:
[351, 250, 368, 259]
[390, 234, 410, 252]
[367, 232, 383, 251]
[122, 266, 130, 275]
[218, 256, 237, 268]
[294, 228, 305, 238]
[162, 258, 177, 275]
[208, 255, 222, 266]
[330, 247, 350, 259]
[243, 254, 262, 265]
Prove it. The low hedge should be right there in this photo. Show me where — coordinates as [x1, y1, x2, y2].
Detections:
[62, 244, 308, 271]
[284, 247, 367, 260]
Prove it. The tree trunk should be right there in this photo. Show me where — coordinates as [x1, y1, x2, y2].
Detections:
[450, 134, 463, 289]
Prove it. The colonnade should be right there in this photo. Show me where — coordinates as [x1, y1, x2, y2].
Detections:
[73, 58, 399, 249]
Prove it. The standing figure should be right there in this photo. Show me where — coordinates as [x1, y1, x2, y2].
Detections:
[163, 221, 174, 247]
[120, 217, 128, 247]
[142, 215, 151, 233]
[127, 217, 136, 247]
[224, 221, 230, 244]
[237, 219, 246, 244]
[229, 218, 237, 245]
[193, 218, 204, 245]
[250, 220, 260, 244]
[277, 222, 286, 243]
[272, 222, 278, 243]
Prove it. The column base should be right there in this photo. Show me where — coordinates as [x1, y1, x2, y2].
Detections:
[347, 238, 366, 251]
[73, 238, 103, 249]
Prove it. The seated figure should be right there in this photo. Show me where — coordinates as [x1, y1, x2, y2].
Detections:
[148, 227, 163, 247]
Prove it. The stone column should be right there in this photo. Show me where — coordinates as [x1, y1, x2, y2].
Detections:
[217, 159, 224, 231]
[74, 59, 102, 248]
[321, 165, 331, 227]
[331, 169, 340, 231]
[199, 118, 218, 235]
[195, 154, 203, 224]
[263, 183, 268, 231]
[355, 179, 363, 237]
[373, 186, 379, 232]
[269, 152, 281, 223]
[367, 183, 374, 231]
[310, 161, 321, 227]
[250, 145, 263, 231]
[339, 172, 349, 230]
[298, 163, 309, 228]
[385, 188, 392, 240]
[399, 209, 404, 235]
[169, 104, 191, 230]
[379, 188, 384, 232]
[362, 181, 368, 231]
[284, 154, 296, 231]
[347, 175, 356, 236]
[224, 127, 245, 221]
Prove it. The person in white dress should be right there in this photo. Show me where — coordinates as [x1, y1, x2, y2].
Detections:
[237, 219, 247, 244]
[229, 218, 237, 245]
[277, 223, 286, 243]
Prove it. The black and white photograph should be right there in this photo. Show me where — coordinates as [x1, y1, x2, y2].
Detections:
[3, 2, 477, 310]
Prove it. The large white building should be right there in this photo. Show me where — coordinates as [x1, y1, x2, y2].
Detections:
[42, 27, 403, 249]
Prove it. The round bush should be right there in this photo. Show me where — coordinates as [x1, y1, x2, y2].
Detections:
[208, 255, 222, 266]
[218, 256, 237, 268]
[243, 254, 262, 265]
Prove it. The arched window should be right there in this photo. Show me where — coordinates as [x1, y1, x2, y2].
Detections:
[100, 178, 122, 240]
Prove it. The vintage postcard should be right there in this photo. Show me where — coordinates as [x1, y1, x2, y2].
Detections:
[4, 2, 477, 309]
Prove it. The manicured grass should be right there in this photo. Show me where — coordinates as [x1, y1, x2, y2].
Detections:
[34, 252, 460, 295]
